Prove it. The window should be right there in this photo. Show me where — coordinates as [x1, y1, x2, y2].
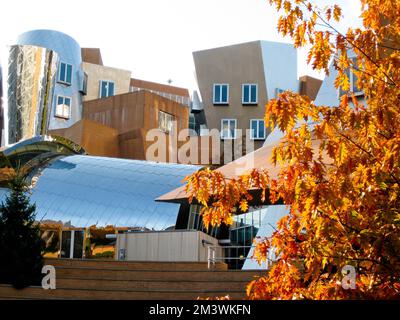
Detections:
[187, 205, 220, 238]
[221, 119, 237, 139]
[250, 119, 266, 140]
[100, 80, 115, 98]
[158, 111, 175, 134]
[340, 57, 363, 97]
[275, 88, 285, 98]
[189, 114, 197, 135]
[58, 62, 72, 85]
[55, 96, 71, 119]
[242, 84, 258, 104]
[213, 84, 229, 104]
[78, 70, 88, 95]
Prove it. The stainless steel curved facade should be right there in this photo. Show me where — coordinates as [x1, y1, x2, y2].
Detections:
[6, 45, 59, 144]
[0, 155, 200, 229]
[3, 30, 84, 146]
[16, 30, 84, 131]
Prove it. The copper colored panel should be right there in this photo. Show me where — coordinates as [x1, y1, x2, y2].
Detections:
[131, 78, 189, 97]
[299, 75, 323, 101]
[49, 119, 119, 157]
[79, 91, 189, 161]
[156, 138, 331, 202]
[81, 48, 103, 66]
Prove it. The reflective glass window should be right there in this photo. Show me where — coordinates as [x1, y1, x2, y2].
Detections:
[213, 84, 229, 104]
[100, 80, 115, 98]
[58, 62, 72, 85]
[55, 96, 71, 119]
[214, 85, 221, 103]
[242, 84, 258, 104]
[158, 111, 175, 134]
[221, 119, 237, 139]
[250, 119, 265, 140]
[251, 85, 257, 102]
[73, 231, 84, 259]
[61, 231, 71, 258]
[79, 71, 88, 95]
[189, 114, 197, 135]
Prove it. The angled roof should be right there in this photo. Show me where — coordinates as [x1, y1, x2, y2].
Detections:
[131, 78, 190, 97]
[157, 138, 326, 203]
[156, 142, 280, 203]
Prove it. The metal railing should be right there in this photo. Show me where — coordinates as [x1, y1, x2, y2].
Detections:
[207, 245, 273, 270]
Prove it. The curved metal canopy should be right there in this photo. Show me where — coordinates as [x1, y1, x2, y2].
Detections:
[0, 135, 85, 169]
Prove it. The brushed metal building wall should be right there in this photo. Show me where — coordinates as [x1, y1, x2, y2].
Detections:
[6, 45, 59, 144]
[16, 30, 84, 131]
[4, 30, 85, 145]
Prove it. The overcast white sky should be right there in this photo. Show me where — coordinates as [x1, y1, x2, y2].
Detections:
[0, 0, 362, 92]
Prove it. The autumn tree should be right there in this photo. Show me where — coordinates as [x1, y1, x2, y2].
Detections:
[185, 0, 400, 299]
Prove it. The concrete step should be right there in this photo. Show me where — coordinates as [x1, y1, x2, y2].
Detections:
[0, 260, 265, 300]
[45, 258, 228, 271]
[56, 278, 248, 291]
[55, 267, 265, 282]
[0, 285, 245, 300]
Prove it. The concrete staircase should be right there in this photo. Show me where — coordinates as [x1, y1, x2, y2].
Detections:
[0, 259, 265, 300]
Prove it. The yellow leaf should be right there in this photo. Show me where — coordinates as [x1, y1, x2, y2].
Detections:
[239, 199, 248, 213]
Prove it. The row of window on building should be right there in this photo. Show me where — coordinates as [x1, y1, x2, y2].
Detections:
[214, 63, 362, 106]
[213, 83, 258, 105]
[56, 62, 192, 120]
[54, 81, 114, 120]
[221, 119, 265, 140]
[157, 111, 266, 140]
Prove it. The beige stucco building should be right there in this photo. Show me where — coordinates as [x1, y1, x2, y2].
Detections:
[193, 40, 322, 154]
[82, 62, 132, 102]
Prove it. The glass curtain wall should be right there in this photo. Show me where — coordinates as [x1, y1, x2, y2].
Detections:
[187, 204, 220, 238]
[187, 204, 268, 269]
[228, 209, 265, 269]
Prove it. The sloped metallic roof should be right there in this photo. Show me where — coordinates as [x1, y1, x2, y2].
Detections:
[156, 137, 331, 203]
[0, 155, 200, 229]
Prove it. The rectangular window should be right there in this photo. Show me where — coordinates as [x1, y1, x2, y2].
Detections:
[250, 119, 266, 140]
[58, 62, 72, 85]
[242, 84, 258, 104]
[100, 80, 115, 98]
[213, 84, 229, 104]
[221, 119, 237, 139]
[158, 111, 175, 134]
[55, 95, 71, 119]
[339, 57, 363, 97]
[189, 114, 197, 135]
[350, 57, 362, 95]
[78, 70, 88, 95]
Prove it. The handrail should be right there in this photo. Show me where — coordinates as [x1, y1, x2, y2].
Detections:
[207, 245, 275, 270]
